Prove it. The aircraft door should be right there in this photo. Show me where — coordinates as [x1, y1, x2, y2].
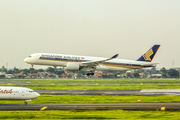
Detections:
[36, 54, 40, 60]
[22, 89, 25, 96]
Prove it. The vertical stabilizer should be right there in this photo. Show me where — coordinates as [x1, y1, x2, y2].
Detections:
[137, 45, 161, 62]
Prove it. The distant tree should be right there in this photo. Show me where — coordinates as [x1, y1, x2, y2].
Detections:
[137, 69, 146, 73]
[55, 70, 64, 75]
[31, 69, 38, 73]
[21, 68, 30, 75]
[46, 67, 55, 73]
[1, 66, 7, 72]
[37, 69, 44, 72]
[77, 70, 88, 75]
[156, 70, 161, 74]
[114, 72, 121, 78]
[150, 67, 156, 74]
[126, 72, 132, 78]
[133, 72, 139, 78]
[0, 75, 5, 78]
[13, 67, 20, 73]
[168, 69, 179, 78]
[160, 67, 167, 78]
[143, 71, 149, 78]
[6, 70, 13, 74]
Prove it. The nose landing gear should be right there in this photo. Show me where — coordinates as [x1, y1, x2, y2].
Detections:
[30, 65, 34, 70]
[24, 100, 31, 105]
[24, 101, 27, 105]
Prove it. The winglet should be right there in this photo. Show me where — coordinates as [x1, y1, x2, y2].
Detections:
[111, 54, 119, 59]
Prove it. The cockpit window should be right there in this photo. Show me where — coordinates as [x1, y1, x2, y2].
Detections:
[28, 56, 32, 58]
[29, 91, 35, 93]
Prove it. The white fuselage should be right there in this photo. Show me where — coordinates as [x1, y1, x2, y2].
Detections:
[24, 53, 155, 71]
[0, 87, 40, 100]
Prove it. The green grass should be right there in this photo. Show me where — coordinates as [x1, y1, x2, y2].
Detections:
[7, 79, 180, 84]
[0, 110, 180, 119]
[1, 84, 180, 90]
[2, 79, 180, 90]
[3, 79, 180, 85]
[0, 95, 180, 104]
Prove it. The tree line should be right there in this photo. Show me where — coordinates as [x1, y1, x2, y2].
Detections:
[0, 66, 179, 78]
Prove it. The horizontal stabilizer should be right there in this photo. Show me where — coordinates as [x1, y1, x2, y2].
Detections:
[140, 62, 158, 66]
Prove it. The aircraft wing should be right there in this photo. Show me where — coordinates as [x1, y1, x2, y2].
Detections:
[80, 54, 119, 67]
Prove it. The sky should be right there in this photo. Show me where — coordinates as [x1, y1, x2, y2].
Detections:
[0, 0, 180, 69]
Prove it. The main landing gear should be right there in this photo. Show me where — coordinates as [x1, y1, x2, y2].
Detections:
[87, 71, 94, 76]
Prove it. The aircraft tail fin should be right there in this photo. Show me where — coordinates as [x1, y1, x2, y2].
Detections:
[137, 45, 161, 62]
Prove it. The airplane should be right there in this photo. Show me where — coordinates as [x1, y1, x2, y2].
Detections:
[24, 45, 161, 76]
[0, 86, 40, 105]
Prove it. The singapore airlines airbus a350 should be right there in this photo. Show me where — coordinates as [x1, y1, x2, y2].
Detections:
[24, 45, 160, 76]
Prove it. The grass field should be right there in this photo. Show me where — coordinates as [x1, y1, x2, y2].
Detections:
[1, 79, 180, 119]
[0, 95, 180, 104]
[4, 79, 180, 84]
[1, 84, 180, 90]
[2, 79, 180, 90]
[0, 110, 180, 119]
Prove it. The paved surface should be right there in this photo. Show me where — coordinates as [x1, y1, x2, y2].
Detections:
[35, 89, 180, 96]
[1, 103, 180, 110]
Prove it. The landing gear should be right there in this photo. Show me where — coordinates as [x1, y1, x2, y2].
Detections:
[31, 64, 34, 70]
[24, 100, 31, 105]
[24, 101, 28, 105]
[87, 71, 94, 76]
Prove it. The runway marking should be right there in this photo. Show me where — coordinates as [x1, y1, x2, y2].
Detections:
[40, 106, 48, 110]
[161, 107, 165, 111]
[77, 92, 85, 94]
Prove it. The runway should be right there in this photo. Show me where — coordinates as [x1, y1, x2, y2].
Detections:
[36, 89, 180, 96]
[1, 103, 180, 110]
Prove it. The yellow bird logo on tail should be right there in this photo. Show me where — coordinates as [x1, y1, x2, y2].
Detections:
[143, 49, 154, 61]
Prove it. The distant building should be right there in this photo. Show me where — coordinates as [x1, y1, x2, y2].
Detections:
[151, 74, 162, 78]
[5, 74, 14, 79]
[13, 71, 25, 78]
[0, 72, 5, 76]
[174, 67, 180, 72]
[139, 73, 144, 78]
[0, 72, 6, 78]
[94, 71, 102, 78]
[61, 73, 68, 79]
[28, 72, 57, 78]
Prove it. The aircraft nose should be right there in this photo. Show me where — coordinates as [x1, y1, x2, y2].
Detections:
[35, 92, 40, 98]
[24, 58, 28, 63]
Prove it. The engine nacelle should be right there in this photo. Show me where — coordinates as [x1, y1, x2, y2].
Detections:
[67, 63, 80, 71]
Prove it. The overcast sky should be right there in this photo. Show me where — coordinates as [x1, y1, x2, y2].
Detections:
[0, 0, 180, 69]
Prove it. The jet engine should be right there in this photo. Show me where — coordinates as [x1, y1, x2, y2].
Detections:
[67, 63, 80, 71]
